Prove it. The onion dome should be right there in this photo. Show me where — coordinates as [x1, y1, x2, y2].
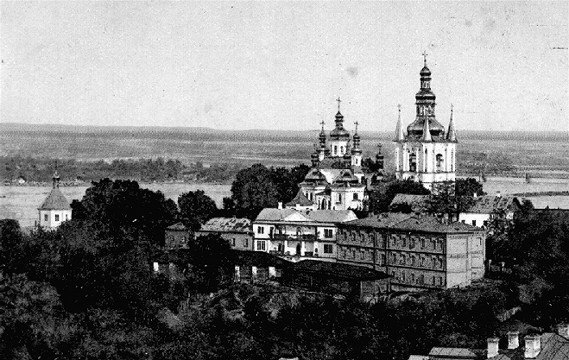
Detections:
[420, 65, 431, 77]
[330, 98, 350, 139]
[318, 120, 327, 145]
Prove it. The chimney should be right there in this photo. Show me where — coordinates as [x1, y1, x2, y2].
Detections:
[524, 335, 541, 358]
[507, 331, 519, 349]
[278, 202, 283, 210]
[557, 324, 569, 339]
[487, 337, 499, 358]
[473, 192, 478, 198]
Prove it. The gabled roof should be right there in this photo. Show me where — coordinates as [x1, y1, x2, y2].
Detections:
[341, 213, 482, 234]
[390, 194, 430, 212]
[465, 196, 519, 214]
[255, 208, 356, 224]
[38, 188, 71, 210]
[256, 208, 308, 222]
[200, 217, 251, 233]
[306, 210, 357, 223]
[429, 347, 481, 359]
[285, 190, 314, 207]
[166, 222, 188, 231]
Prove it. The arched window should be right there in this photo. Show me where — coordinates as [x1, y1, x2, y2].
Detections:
[340, 146, 344, 154]
[409, 153, 417, 172]
[353, 193, 358, 200]
[334, 145, 338, 155]
[436, 154, 444, 172]
[338, 194, 342, 203]
[424, 149, 428, 172]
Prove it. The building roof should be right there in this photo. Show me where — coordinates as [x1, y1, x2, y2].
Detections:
[230, 250, 292, 268]
[390, 194, 430, 213]
[166, 222, 188, 231]
[38, 188, 71, 210]
[341, 213, 482, 234]
[465, 196, 519, 214]
[200, 217, 251, 233]
[285, 190, 314, 207]
[255, 208, 357, 224]
[416, 333, 569, 360]
[290, 260, 390, 281]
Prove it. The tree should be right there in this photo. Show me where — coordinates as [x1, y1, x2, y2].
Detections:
[178, 190, 218, 231]
[230, 164, 280, 219]
[427, 179, 485, 221]
[0, 219, 25, 274]
[176, 234, 233, 293]
[71, 178, 178, 246]
[368, 179, 431, 214]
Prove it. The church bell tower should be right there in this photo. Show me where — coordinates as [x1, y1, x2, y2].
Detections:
[394, 54, 457, 191]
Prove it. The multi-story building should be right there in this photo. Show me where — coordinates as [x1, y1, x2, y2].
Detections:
[336, 213, 486, 291]
[394, 56, 457, 191]
[252, 208, 357, 262]
[37, 170, 72, 229]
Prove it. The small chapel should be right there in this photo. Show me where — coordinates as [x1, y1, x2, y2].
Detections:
[38, 169, 72, 229]
[290, 99, 384, 211]
[393, 55, 457, 190]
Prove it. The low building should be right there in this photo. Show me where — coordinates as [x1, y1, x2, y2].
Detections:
[458, 194, 520, 227]
[281, 260, 390, 302]
[197, 217, 253, 251]
[38, 170, 72, 229]
[164, 222, 191, 249]
[232, 250, 291, 283]
[337, 213, 486, 292]
[408, 327, 569, 360]
[389, 193, 520, 228]
[253, 208, 357, 262]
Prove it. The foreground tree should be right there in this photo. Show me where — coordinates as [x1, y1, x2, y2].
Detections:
[71, 178, 178, 246]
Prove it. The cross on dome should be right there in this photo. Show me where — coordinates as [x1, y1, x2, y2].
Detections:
[422, 50, 428, 66]
[336, 97, 341, 112]
[354, 121, 359, 133]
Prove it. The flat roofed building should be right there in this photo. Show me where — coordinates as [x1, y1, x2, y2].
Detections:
[337, 213, 486, 291]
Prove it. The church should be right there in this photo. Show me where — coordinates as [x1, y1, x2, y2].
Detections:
[291, 99, 383, 211]
[393, 55, 457, 191]
[37, 169, 72, 229]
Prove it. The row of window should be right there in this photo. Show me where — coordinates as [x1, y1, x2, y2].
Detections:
[256, 241, 333, 254]
[339, 247, 445, 269]
[44, 213, 69, 222]
[339, 231, 444, 252]
[391, 271, 445, 287]
[256, 226, 334, 238]
[231, 238, 249, 248]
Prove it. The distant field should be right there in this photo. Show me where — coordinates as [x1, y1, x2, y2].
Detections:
[1, 123, 568, 177]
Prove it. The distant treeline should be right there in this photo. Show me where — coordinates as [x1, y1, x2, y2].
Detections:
[1, 156, 243, 184]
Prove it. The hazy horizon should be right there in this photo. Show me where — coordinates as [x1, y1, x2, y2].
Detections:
[1, 2, 567, 132]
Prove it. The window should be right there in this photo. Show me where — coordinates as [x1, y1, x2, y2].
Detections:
[334, 145, 338, 155]
[472, 220, 477, 226]
[340, 146, 344, 154]
[421, 239, 425, 248]
[243, 239, 249, 247]
[409, 153, 417, 172]
[402, 238, 406, 247]
[324, 229, 333, 238]
[432, 276, 436, 285]
[439, 277, 443, 286]
[436, 154, 444, 172]
[360, 250, 364, 260]
[231, 238, 236, 247]
[65, 214, 68, 220]
[411, 273, 415, 283]
[353, 193, 358, 200]
[380, 253, 385, 265]
[44, 214, 48, 221]
[257, 226, 264, 234]
[55, 214, 59, 221]
[256, 241, 266, 251]
[338, 194, 342, 204]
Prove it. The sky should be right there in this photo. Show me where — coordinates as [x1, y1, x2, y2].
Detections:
[1, 1, 567, 132]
